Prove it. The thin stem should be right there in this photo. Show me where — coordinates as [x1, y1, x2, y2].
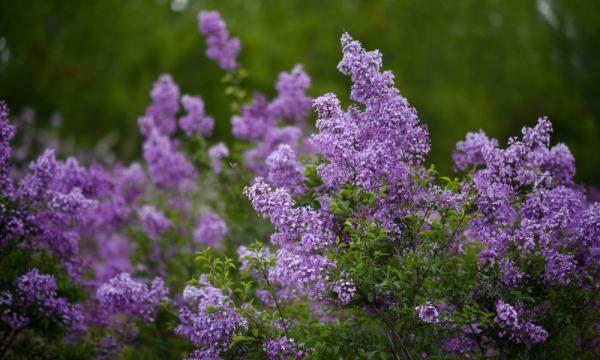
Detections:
[0, 329, 20, 359]
[259, 266, 289, 338]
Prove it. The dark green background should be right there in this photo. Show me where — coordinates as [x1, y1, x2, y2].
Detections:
[1, 0, 598, 184]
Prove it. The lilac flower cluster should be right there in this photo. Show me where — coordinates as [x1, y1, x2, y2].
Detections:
[415, 303, 439, 324]
[1, 117, 98, 275]
[244, 178, 334, 298]
[1, 269, 84, 331]
[454, 118, 598, 286]
[494, 300, 548, 344]
[95, 273, 168, 323]
[332, 275, 357, 305]
[0, 101, 15, 196]
[198, 11, 240, 71]
[230, 66, 311, 176]
[193, 213, 228, 248]
[138, 74, 180, 138]
[208, 142, 229, 173]
[138, 205, 172, 240]
[175, 278, 247, 358]
[263, 336, 308, 360]
[180, 95, 214, 138]
[311, 33, 430, 235]
[268, 65, 312, 124]
[265, 144, 306, 194]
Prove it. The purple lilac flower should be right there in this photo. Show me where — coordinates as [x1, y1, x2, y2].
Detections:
[574, 202, 600, 271]
[453, 117, 591, 283]
[95, 273, 168, 323]
[175, 279, 246, 355]
[179, 95, 214, 137]
[188, 348, 221, 360]
[198, 11, 240, 71]
[263, 336, 308, 360]
[495, 300, 520, 331]
[138, 74, 180, 137]
[208, 142, 229, 173]
[230, 65, 312, 176]
[332, 277, 356, 305]
[522, 322, 549, 344]
[542, 249, 574, 285]
[15, 149, 97, 276]
[142, 129, 196, 191]
[244, 125, 302, 177]
[193, 213, 228, 248]
[499, 260, 524, 288]
[138, 205, 171, 240]
[311, 34, 430, 235]
[453, 130, 499, 171]
[12, 269, 84, 330]
[415, 303, 440, 324]
[0, 100, 16, 197]
[268, 249, 333, 298]
[231, 93, 274, 141]
[245, 178, 334, 252]
[493, 299, 549, 345]
[266, 144, 306, 194]
[268, 65, 312, 124]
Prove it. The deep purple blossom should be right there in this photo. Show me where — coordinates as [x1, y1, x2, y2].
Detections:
[0, 100, 15, 197]
[8, 269, 84, 330]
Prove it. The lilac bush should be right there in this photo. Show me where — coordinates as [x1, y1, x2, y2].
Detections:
[0, 9, 598, 360]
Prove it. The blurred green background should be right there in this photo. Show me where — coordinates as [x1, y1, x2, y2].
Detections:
[0, 0, 599, 184]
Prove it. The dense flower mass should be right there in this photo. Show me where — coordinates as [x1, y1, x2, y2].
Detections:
[95, 273, 168, 322]
[175, 278, 247, 358]
[0, 9, 598, 360]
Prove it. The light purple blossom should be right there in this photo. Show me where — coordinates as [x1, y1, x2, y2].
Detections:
[175, 278, 246, 355]
[95, 273, 168, 323]
[179, 95, 214, 137]
[138, 205, 171, 240]
[139, 74, 180, 137]
[263, 336, 308, 360]
[208, 142, 229, 173]
[198, 11, 240, 71]
[416, 303, 440, 324]
[142, 129, 196, 191]
[266, 144, 306, 194]
[193, 213, 228, 248]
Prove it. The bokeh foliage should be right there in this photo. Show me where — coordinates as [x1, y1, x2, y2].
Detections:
[0, 0, 599, 183]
